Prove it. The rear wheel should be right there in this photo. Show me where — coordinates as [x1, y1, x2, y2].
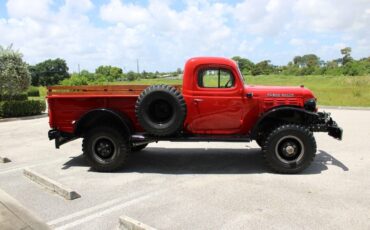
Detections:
[82, 126, 129, 172]
[262, 124, 316, 174]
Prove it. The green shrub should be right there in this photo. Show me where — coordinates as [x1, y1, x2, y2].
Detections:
[0, 93, 28, 101]
[0, 100, 46, 117]
[27, 86, 40, 97]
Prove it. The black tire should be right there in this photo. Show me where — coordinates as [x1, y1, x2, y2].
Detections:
[256, 137, 265, 148]
[82, 126, 129, 172]
[135, 85, 186, 136]
[262, 124, 316, 174]
[131, 143, 148, 152]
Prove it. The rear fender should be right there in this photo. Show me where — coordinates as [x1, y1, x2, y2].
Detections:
[74, 108, 132, 137]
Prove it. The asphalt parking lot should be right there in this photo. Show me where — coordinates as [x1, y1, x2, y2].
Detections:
[0, 108, 369, 230]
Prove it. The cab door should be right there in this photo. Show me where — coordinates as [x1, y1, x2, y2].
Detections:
[187, 66, 245, 134]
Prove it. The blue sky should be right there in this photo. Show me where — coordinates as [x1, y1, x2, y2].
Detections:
[0, 0, 369, 72]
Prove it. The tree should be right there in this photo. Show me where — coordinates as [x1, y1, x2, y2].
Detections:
[232, 56, 254, 75]
[251, 60, 274, 76]
[341, 47, 353, 65]
[0, 45, 30, 96]
[95, 65, 123, 81]
[126, 71, 139, 81]
[293, 56, 303, 67]
[29, 58, 69, 86]
[301, 54, 320, 68]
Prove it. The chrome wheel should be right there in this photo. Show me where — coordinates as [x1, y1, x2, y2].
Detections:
[275, 135, 304, 164]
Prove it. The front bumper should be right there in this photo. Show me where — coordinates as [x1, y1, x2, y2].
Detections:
[311, 112, 343, 140]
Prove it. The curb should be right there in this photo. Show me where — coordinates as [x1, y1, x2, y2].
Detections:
[319, 105, 370, 111]
[0, 156, 11, 163]
[119, 216, 157, 230]
[0, 188, 51, 230]
[23, 169, 81, 200]
[0, 113, 48, 122]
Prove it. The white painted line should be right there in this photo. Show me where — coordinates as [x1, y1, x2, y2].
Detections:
[47, 188, 156, 226]
[0, 156, 11, 163]
[23, 168, 81, 200]
[54, 189, 166, 230]
[0, 158, 67, 175]
[119, 216, 157, 230]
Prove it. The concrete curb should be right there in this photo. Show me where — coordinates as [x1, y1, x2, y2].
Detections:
[23, 168, 81, 200]
[119, 216, 157, 230]
[0, 188, 51, 230]
[0, 156, 11, 163]
[0, 113, 48, 122]
[319, 105, 370, 111]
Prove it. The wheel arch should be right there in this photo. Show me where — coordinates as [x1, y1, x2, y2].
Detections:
[74, 108, 133, 137]
[250, 106, 319, 139]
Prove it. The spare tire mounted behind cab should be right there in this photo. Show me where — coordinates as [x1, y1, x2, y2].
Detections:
[135, 85, 187, 136]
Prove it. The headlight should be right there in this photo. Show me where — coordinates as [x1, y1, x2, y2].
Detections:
[304, 98, 316, 112]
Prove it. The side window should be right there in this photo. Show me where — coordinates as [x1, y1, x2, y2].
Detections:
[198, 69, 235, 88]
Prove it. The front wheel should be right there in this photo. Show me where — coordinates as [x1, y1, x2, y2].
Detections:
[262, 124, 316, 174]
[82, 126, 129, 172]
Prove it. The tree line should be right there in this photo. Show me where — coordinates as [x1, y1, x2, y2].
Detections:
[232, 47, 370, 76]
[28, 59, 181, 86]
[2, 45, 369, 88]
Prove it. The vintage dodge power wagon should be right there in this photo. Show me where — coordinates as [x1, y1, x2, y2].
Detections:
[47, 57, 342, 173]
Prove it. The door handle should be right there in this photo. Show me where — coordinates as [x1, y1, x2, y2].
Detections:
[246, 92, 253, 98]
[193, 99, 204, 105]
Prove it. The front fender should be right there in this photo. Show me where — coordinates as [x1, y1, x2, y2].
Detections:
[250, 107, 319, 139]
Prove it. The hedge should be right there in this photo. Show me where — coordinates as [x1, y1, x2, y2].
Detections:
[0, 100, 46, 118]
[0, 93, 28, 101]
[27, 87, 40, 97]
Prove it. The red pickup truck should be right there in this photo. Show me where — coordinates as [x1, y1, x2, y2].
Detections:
[47, 57, 342, 173]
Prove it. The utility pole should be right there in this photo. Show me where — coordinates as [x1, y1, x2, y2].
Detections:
[78, 64, 80, 75]
[136, 59, 140, 74]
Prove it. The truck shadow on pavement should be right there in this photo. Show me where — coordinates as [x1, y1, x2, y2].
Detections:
[62, 148, 348, 175]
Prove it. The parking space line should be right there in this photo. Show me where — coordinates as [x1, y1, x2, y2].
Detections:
[53, 189, 166, 230]
[47, 188, 157, 226]
[0, 158, 67, 175]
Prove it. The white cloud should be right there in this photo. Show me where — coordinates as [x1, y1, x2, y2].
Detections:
[61, 0, 94, 13]
[0, 0, 369, 71]
[100, 0, 150, 26]
[6, 0, 52, 19]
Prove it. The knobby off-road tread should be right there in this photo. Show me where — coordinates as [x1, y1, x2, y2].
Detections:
[262, 124, 317, 174]
[82, 126, 130, 172]
[135, 84, 187, 136]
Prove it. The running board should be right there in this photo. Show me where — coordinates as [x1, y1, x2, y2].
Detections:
[131, 134, 251, 145]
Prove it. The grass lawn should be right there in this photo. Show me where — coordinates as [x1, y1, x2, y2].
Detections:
[244, 75, 370, 107]
[37, 75, 370, 107]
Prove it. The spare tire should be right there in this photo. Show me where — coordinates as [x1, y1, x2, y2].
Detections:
[135, 85, 186, 136]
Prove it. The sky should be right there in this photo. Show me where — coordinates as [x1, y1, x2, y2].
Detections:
[0, 0, 369, 72]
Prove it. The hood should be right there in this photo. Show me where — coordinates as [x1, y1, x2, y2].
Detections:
[245, 85, 315, 100]
[245, 85, 316, 111]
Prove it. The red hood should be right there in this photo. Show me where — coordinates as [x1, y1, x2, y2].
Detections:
[245, 85, 315, 99]
[245, 85, 316, 111]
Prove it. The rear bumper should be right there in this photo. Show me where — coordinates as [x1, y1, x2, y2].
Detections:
[312, 112, 343, 140]
[48, 129, 76, 149]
